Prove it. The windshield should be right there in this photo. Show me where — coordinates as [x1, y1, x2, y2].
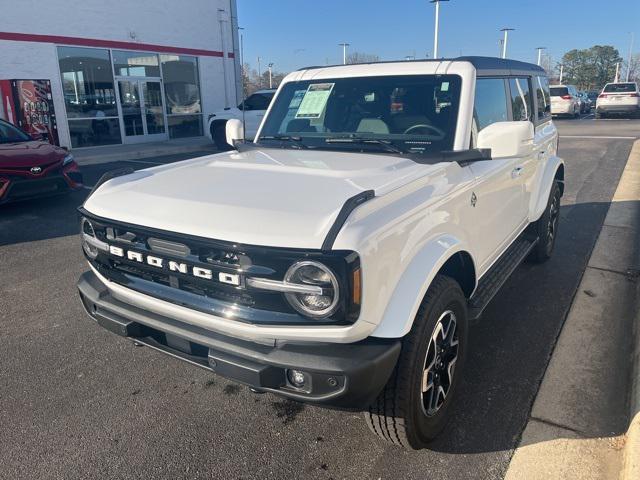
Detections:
[0, 119, 31, 144]
[550, 87, 569, 97]
[258, 75, 461, 154]
[603, 83, 637, 93]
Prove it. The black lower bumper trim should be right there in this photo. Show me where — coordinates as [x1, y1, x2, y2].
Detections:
[77, 270, 401, 409]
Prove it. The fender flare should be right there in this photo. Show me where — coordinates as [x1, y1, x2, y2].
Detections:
[370, 234, 476, 339]
[530, 155, 564, 222]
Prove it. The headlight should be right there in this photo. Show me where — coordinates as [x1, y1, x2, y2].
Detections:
[63, 153, 74, 166]
[284, 261, 339, 318]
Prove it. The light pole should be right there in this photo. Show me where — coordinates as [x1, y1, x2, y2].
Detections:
[268, 63, 274, 89]
[559, 64, 564, 83]
[615, 62, 620, 82]
[257, 56, 261, 88]
[339, 43, 350, 64]
[430, 0, 450, 59]
[626, 32, 635, 82]
[500, 28, 514, 59]
[536, 47, 546, 66]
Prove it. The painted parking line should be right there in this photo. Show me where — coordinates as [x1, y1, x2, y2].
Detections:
[121, 159, 165, 165]
[559, 135, 638, 140]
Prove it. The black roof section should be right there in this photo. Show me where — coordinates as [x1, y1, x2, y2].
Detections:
[299, 56, 546, 77]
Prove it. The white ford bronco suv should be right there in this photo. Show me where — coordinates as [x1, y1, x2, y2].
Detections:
[77, 57, 563, 449]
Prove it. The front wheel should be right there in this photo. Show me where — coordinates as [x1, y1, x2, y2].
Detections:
[365, 275, 468, 449]
[529, 181, 561, 263]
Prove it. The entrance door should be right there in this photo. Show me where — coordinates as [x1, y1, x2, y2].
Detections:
[117, 79, 167, 143]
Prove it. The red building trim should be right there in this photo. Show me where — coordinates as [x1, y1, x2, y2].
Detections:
[0, 31, 234, 58]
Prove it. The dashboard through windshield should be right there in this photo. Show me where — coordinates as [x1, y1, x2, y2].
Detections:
[258, 74, 461, 154]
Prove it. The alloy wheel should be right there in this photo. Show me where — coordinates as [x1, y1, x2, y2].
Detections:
[421, 310, 459, 417]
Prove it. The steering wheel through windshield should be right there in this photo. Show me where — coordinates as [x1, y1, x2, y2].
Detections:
[403, 124, 445, 138]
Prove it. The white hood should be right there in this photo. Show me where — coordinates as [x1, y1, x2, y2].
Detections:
[83, 148, 444, 249]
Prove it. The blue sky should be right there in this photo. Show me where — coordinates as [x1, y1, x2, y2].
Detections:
[237, 0, 639, 72]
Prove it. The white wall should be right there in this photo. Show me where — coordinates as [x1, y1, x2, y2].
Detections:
[0, 0, 239, 147]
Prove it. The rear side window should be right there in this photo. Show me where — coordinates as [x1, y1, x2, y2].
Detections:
[473, 78, 508, 131]
[550, 87, 569, 97]
[603, 83, 637, 93]
[535, 76, 551, 121]
[509, 78, 533, 121]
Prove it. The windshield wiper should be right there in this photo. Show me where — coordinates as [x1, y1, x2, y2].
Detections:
[324, 135, 405, 154]
[259, 135, 310, 149]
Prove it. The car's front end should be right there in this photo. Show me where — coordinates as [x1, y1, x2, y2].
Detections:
[76, 60, 475, 409]
[0, 119, 83, 204]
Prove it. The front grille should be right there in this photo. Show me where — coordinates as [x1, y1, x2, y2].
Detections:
[81, 212, 356, 326]
[6, 176, 68, 199]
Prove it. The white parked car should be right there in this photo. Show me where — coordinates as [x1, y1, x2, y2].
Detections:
[596, 82, 640, 119]
[207, 89, 276, 149]
[77, 57, 563, 450]
[550, 84, 581, 117]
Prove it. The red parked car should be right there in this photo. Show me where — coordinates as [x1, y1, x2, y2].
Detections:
[0, 118, 82, 204]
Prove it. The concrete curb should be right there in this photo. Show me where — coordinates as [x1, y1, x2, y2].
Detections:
[506, 140, 640, 480]
[618, 140, 640, 480]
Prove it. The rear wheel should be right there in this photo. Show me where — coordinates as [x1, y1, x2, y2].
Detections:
[529, 181, 561, 263]
[365, 275, 468, 449]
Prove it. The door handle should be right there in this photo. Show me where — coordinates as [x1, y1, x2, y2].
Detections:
[512, 167, 524, 178]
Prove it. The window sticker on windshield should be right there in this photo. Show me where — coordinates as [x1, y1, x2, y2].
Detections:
[289, 90, 306, 109]
[295, 83, 335, 119]
[441, 82, 449, 92]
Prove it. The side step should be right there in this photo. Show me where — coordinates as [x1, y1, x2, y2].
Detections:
[468, 236, 539, 320]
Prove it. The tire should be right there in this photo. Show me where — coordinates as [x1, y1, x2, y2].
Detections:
[528, 181, 561, 263]
[365, 275, 468, 450]
[210, 121, 231, 151]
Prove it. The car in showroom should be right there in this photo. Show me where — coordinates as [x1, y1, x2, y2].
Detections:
[596, 82, 640, 118]
[0, 118, 83, 205]
[77, 57, 563, 450]
[549, 84, 581, 117]
[207, 89, 276, 150]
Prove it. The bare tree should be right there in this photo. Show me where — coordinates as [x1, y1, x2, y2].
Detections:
[346, 52, 380, 65]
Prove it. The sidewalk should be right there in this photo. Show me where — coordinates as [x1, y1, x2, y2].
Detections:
[505, 140, 640, 480]
[71, 136, 217, 166]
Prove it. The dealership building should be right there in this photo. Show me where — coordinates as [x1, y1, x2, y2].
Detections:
[0, 0, 241, 149]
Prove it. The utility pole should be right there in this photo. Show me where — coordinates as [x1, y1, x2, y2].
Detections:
[267, 63, 274, 89]
[500, 28, 515, 59]
[615, 62, 620, 82]
[257, 56, 261, 88]
[339, 43, 350, 65]
[536, 47, 546, 66]
[626, 32, 635, 82]
[559, 64, 564, 83]
[430, 0, 450, 59]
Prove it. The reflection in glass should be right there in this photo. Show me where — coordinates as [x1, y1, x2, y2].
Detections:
[142, 82, 165, 135]
[68, 119, 121, 147]
[118, 80, 144, 136]
[113, 50, 160, 77]
[57, 46, 117, 118]
[167, 115, 203, 138]
[160, 55, 201, 114]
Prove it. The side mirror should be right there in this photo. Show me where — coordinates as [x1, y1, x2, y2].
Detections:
[477, 121, 534, 159]
[225, 119, 244, 148]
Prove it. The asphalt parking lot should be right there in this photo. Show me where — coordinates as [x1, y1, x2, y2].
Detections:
[1, 118, 638, 480]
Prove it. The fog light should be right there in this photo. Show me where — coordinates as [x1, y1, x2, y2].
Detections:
[287, 369, 307, 388]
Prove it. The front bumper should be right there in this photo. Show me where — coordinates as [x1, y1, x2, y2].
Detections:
[78, 270, 400, 409]
[0, 168, 83, 205]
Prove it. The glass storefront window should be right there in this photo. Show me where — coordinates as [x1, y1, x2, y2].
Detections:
[68, 118, 122, 147]
[113, 50, 160, 77]
[57, 46, 118, 118]
[167, 115, 203, 138]
[160, 55, 202, 115]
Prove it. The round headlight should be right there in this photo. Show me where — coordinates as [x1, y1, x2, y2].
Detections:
[284, 261, 339, 319]
[80, 217, 99, 259]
